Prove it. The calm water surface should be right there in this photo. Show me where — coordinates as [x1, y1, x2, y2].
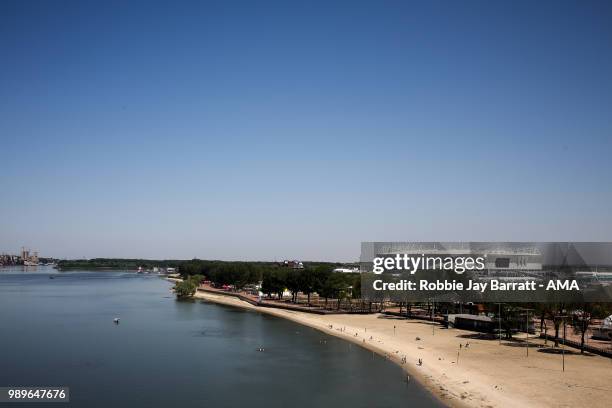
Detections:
[0, 267, 441, 408]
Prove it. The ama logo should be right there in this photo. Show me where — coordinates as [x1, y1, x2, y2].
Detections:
[546, 280, 580, 291]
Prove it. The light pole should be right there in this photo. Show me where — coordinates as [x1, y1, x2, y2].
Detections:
[431, 298, 435, 336]
[563, 318, 566, 372]
[495, 303, 505, 344]
[522, 308, 534, 358]
[555, 315, 568, 372]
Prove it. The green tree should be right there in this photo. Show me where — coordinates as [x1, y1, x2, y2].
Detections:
[299, 269, 318, 305]
[262, 269, 286, 299]
[572, 304, 592, 354]
[327, 273, 349, 310]
[286, 269, 301, 303]
[546, 303, 567, 347]
[174, 280, 197, 299]
[318, 275, 335, 309]
[188, 274, 205, 286]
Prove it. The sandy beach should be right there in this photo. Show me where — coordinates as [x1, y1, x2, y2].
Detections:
[193, 290, 612, 408]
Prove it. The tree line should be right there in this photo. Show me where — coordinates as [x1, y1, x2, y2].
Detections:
[57, 258, 180, 269]
[260, 266, 361, 308]
[176, 259, 361, 308]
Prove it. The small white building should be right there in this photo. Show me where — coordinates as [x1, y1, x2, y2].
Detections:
[592, 315, 612, 340]
[333, 267, 360, 274]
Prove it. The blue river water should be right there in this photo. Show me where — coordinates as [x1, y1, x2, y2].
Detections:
[0, 267, 442, 408]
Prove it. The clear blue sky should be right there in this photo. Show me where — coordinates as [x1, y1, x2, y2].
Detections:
[1, 0, 611, 261]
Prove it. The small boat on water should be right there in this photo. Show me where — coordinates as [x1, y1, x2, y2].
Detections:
[113, 318, 120, 324]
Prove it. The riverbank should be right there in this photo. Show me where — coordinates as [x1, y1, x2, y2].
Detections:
[193, 290, 612, 408]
